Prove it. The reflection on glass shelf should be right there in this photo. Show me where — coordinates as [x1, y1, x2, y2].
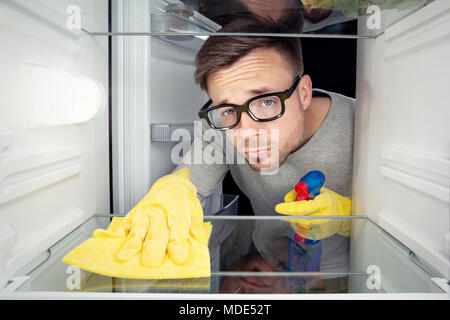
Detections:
[2, 0, 430, 38]
[13, 212, 444, 295]
[80, 0, 432, 39]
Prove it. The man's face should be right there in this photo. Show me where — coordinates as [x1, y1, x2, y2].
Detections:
[220, 253, 295, 294]
[206, 48, 311, 170]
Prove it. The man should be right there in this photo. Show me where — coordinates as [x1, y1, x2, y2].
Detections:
[220, 252, 349, 294]
[174, 16, 354, 291]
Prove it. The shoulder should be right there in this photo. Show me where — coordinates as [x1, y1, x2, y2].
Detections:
[314, 88, 354, 108]
[313, 88, 354, 120]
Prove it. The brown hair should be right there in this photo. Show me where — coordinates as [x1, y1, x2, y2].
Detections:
[198, 0, 252, 27]
[194, 16, 304, 91]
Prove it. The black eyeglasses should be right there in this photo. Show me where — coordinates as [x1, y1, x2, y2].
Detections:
[198, 74, 302, 130]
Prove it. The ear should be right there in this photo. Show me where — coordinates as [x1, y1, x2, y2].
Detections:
[296, 74, 313, 111]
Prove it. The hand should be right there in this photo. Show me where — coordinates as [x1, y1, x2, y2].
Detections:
[93, 167, 207, 268]
[275, 187, 351, 240]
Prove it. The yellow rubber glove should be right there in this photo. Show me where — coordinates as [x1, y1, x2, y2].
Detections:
[63, 167, 212, 279]
[275, 187, 352, 241]
[93, 167, 207, 268]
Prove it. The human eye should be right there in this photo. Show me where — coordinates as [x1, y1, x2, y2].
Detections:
[258, 97, 279, 108]
[221, 107, 235, 116]
[262, 99, 274, 107]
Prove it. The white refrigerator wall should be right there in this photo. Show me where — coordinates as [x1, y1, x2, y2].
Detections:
[148, 37, 208, 184]
[0, 0, 109, 285]
[352, 0, 450, 279]
[111, 0, 208, 215]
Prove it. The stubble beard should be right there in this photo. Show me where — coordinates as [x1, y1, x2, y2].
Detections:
[247, 129, 305, 171]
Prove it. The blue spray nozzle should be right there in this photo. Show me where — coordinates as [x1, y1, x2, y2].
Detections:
[299, 170, 325, 198]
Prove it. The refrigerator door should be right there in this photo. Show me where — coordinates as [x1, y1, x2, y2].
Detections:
[0, 0, 110, 288]
[353, 0, 450, 281]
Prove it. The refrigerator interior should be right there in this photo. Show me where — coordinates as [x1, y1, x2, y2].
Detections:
[0, 0, 449, 297]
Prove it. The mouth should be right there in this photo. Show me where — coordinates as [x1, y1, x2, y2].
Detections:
[244, 148, 271, 159]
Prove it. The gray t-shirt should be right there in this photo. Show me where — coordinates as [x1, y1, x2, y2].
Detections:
[175, 88, 355, 273]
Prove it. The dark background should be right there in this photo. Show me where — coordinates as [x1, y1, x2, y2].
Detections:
[223, 37, 357, 215]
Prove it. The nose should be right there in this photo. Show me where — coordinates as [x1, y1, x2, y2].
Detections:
[232, 112, 267, 150]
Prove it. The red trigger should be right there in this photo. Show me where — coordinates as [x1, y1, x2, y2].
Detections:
[295, 181, 313, 201]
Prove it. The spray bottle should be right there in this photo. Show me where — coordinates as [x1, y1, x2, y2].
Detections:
[286, 170, 325, 292]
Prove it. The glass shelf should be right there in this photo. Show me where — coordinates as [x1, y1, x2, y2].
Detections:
[79, 0, 432, 39]
[11, 208, 444, 295]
